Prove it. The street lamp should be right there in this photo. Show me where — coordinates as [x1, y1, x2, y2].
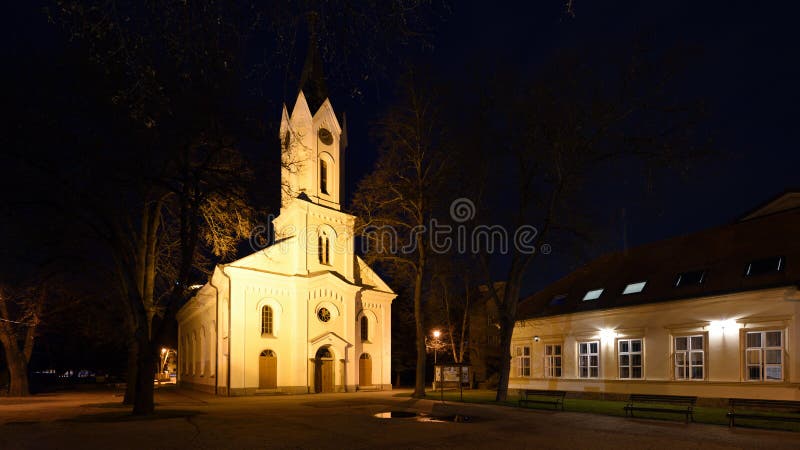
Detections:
[432, 330, 441, 364]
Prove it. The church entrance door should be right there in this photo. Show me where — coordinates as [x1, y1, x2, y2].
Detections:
[314, 347, 335, 393]
[359, 353, 372, 386]
[259, 350, 277, 389]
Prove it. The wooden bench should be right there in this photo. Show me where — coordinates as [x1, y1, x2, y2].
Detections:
[518, 389, 567, 410]
[727, 398, 800, 428]
[624, 394, 697, 423]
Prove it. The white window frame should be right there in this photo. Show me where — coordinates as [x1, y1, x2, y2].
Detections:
[674, 334, 705, 381]
[515, 345, 531, 377]
[578, 341, 600, 379]
[544, 343, 562, 378]
[261, 305, 274, 336]
[745, 330, 784, 382]
[617, 338, 643, 379]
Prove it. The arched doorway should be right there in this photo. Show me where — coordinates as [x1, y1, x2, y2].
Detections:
[314, 346, 335, 393]
[259, 350, 277, 389]
[359, 353, 372, 387]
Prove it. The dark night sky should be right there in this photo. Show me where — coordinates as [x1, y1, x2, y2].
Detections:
[5, 1, 799, 296]
[345, 1, 800, 293]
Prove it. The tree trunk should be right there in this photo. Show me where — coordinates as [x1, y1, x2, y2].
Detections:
[495, 277, 522, 402]
[132, 335, 155, 415]
[495, 315, 515, 401]
[412, 263, 426, 398]
[5, 354, 30, 397]
[123, 338, 138, 404]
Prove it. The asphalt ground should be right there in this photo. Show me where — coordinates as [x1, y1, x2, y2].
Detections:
[1, 387, 799, 449]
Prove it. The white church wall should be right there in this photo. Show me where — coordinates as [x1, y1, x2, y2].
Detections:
[177, 288, 216, 393]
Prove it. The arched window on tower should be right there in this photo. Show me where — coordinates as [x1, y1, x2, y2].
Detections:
[320, 160, 329, 194]
[318, 232, 330, 265]
[261, 306, 273, 335]
[361, 316, 369, 342]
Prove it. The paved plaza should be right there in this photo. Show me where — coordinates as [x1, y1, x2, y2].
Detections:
[1, 387, 799, 449]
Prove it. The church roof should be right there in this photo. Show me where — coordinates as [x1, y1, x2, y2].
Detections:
[517, 194, 800, 320]
[297, 15, 328, 113]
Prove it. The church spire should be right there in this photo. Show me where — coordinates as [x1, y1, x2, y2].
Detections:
[298, 12, 328, 113]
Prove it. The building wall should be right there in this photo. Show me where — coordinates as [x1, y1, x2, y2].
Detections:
[179, 264, 393, 395]
[510, 287, 800, 400]
[177, 287, 217, 393]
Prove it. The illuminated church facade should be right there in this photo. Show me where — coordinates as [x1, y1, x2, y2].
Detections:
[176, 58, 395, 395]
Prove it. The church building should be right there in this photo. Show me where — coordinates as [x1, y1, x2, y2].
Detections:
[176, 49, 396, 395]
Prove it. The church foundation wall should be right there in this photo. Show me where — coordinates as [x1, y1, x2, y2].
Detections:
[180, 380, 216, 394]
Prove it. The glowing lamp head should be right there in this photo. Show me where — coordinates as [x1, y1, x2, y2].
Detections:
[599, 328, 616, 340]
[709, 319, 737, 331]
[433, 330, 441, 339]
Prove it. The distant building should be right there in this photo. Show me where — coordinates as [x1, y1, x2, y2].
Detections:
[511, 192, 800, 400]
[468, 283, 505, 388]
[176, 44, 395, 395]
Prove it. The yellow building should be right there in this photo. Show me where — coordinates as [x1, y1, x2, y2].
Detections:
[511, 193, 800, 400]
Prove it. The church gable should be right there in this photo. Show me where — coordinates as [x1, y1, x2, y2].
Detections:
[227, 236, 298, 275]
[354, 256, 393, 293]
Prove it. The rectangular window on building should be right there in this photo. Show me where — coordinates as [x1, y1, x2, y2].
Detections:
[544, 344, 562, 378]
[578, 341, 599, 378]
[618, 339, 643, 379]
[515, 345, 531, 377]
[675, 269, 706, 287]
[745, 330, 783, 381]
[674, 335, 704, 380]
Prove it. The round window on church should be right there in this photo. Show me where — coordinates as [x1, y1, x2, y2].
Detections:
[317, 307, 331, 323]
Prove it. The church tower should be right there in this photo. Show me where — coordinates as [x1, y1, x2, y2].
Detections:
[278, 21, 346, 211]
[273, 22, 354, 279]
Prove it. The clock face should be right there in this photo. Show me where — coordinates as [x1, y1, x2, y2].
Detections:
[318, 128, 333, 145]
[317, 307, 331, 323]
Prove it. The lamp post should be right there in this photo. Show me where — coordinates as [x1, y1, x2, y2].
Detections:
[432, 330, 443, 402]
[432, 330, 441, 365]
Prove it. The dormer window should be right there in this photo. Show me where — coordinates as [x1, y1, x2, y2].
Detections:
[622, 281, 647, 295]
[675, 270, 706, 287]
[583, 289, 603, 301]
[320, 160, 329, 194]
[745, 256, 784, 277]
[318, 232, 330, 265]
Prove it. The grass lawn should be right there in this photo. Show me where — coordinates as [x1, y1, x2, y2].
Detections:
[395, 389, 800, 432]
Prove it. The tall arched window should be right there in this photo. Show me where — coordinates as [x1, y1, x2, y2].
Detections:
[361, 316, 369, 342]
[320, 160, 329, 194]
[318, 232, 330, 265]
[261, 306, 273, 335]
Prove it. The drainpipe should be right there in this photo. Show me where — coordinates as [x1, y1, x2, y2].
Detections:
[215, 265, 233, 397]
[307, 284, 310, 393]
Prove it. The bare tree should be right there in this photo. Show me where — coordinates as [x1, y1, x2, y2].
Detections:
[352, 71, 453, 398]
[460, 47, 710, 401]
[0, 284, 43, 396]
